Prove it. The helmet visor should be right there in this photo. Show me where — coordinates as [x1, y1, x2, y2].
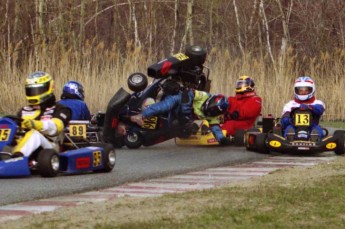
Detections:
[295, 86, 312, 95]
[236, 80, 249, 90]
[26, 82, 50, 96]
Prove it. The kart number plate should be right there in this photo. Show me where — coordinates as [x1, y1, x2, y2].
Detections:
[0, 128, 11, 141]
[173, 53, 189, 61]
[142, 117, 158, 129]
[294, 113, 310, 126]
[69, 124, 87, 138]
[93, 151, 102, 167]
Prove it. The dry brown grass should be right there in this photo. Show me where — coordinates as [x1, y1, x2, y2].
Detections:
[1, 43, 344, 121]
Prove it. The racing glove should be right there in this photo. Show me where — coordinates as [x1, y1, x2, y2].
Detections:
[21, 119, 44, 131]
[229, 110, 240, 120]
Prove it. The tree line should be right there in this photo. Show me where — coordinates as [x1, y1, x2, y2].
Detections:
[0, 0, 344, 73]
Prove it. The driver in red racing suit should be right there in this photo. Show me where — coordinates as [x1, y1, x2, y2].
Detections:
[221, 75, 262, 136]
[12, 71, 71, 158]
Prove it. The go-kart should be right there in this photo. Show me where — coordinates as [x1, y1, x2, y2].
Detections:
[0, 115, 116, 177]
[102, 45, 212, 149]
[245, 108, 345, 155]
[175, 120, 246, 146]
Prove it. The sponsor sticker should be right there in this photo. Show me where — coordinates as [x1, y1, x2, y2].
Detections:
[269, 140, 281, 148]
[326, 142, 337, 150]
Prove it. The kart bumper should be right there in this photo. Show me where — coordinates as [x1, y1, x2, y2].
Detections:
[266, 133, 339, 153]
[0, 157, 31, 177]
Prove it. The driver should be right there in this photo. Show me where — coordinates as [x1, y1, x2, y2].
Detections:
[58, 80, 91, 120]
[12, 71, 71, 158]
[281, 76, 325, 141]
[221, 75, 262, 136]
[130, 89, 230, 145]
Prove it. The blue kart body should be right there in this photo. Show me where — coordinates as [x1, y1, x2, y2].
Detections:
[0, 117, 116, 178]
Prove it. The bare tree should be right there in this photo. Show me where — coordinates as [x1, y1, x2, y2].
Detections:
[233, 0, 245, 57]
[180, 0, 194, 51]
[259, 0, 276, 73]
[171, 0, 180, 54]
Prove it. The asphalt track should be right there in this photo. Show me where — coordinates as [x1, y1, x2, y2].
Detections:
[0, 140, 269, 206]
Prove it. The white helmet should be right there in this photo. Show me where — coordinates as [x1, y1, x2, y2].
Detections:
[294, 76, 315, 101]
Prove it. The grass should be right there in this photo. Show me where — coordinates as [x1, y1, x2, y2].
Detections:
[4, 155, 345, 229]
[1, 43, 345, 121]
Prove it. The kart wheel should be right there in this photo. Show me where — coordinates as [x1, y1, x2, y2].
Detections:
[37, 149, 60, 177]
[185, 45, 207, 66]
[91, 143, 116, 172]
[124, 131, 143, 149]
[128, 72, 148, 92]
[233, 129, 245, 146]
[255, 133, 270, 154]
[334, 132, 345, 155]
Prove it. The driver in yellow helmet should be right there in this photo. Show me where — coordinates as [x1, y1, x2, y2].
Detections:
[12, 71, 71, 158]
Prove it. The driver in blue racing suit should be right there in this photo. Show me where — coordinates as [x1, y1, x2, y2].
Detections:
[58, 80, 91, 120]
[130, 85, 230, 145]
[13, 71, 71, 158]
[281, 76, 325, 141]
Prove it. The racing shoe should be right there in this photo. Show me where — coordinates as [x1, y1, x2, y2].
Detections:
[286, 128, 295, 141]
[310, 129, 319, 142]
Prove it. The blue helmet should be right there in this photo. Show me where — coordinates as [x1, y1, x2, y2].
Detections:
[62, 81, 85, 100]
[202, 94, 229, 117]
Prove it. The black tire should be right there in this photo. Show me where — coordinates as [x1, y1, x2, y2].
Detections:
[124, 131, 143, 149]
[334, 132, 345, 155]
[90, 143, 116, 172]
[185, 45, 207, 66]
[255, 133, 270, 154]
[333, 130, 345, 136]
[233, 129, 246, 146]
[127, 72, 148, 92]
[37, 149, 60, 177]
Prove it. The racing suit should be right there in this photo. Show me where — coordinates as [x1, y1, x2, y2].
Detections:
[281, 97, 325, 139]
[15, 99, 71, 157]
[221, 92, 262, 136]
[58, 99, 91, 120]
[141, 89, 226, 143]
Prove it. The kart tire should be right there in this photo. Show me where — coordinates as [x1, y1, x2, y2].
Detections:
[124, 131, 143, 149]
[90, 143, 116, 172]
[185, 45, 207, 66]
[255, 133, 270, 154]
[128, 72, 148, 92]
[334, 132, 345, 155]
[233, 129, 245, 146]
[37, 149, 60, 177]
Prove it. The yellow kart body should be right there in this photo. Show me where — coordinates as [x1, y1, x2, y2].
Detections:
[175, 130, 227, 146]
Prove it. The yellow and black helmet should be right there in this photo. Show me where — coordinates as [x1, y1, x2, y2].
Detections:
[235, 75, 255, 94]
[25, 71, 54, 105]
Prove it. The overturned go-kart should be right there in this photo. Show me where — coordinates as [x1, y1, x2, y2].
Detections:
[0, 116, 116, 177]
[102, 45, 212, 149]
[245, 108, 345, 155]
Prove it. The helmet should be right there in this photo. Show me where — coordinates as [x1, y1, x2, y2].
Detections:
[25, 71, 54, 105]
[294, 76, 315, 101]
[235, 75, 255, 94]
[202, 94, 229, 117]
[62, 81, 85, 100]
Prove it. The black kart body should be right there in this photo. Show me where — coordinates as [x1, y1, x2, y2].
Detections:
[102, 45, 211, 149]
[245, 108, 345, 155]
